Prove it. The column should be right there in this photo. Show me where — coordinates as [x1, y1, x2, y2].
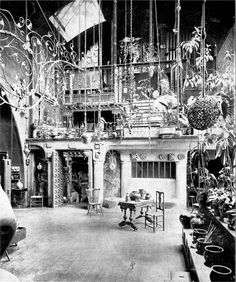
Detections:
[93, 160, 104, 201]
[46, 156, 52, 207]
[120, 160, 131, 198]
[87, 151, 93, 189]
[175, 159, 187, 207]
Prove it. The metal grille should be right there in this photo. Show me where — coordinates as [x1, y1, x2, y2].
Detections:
[131, 161, 176, 179]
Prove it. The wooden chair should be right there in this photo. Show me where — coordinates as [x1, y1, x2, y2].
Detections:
[145, 191, 165, 232]
[86, 189, 103, 217]
[30, 193, 43, 207]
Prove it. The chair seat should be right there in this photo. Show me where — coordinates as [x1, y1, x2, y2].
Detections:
[30, 195, 43, 207]
[145, 191, 165, 232]
[31, 196, 42, 199]
[89, 202, 102, 206]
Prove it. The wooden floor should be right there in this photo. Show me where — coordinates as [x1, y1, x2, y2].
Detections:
[1, 201, 188, 282]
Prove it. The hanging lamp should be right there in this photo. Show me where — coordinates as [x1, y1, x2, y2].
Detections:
[108, 151, 117, 171]
[187, 0, 220, 130]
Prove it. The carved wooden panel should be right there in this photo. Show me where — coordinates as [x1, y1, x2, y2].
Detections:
[53, 151, 64, 207]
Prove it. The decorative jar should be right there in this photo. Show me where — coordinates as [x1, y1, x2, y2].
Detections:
[210, 265, 233, 281]
[129, 191, 141, 202]
[192, 228, 207, 244]
[204, 245, 224, 267]
[145, 193, 151, 200]
[139, 189, 146, 199]
[196, 237, 212, 255]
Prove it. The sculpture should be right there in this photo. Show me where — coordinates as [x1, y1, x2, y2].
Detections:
[0, 185, 17, 258]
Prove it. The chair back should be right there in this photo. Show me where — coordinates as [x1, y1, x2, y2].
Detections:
[86, 189, 100, 204]
[156, 191, 164, 212]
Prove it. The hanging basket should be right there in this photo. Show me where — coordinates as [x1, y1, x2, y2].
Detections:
[187, 96, 221, 130]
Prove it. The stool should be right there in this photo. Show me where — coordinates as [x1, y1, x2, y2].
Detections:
[30, 195, 43, 207]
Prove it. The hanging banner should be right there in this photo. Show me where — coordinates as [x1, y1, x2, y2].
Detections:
[49, 0, 106, 42]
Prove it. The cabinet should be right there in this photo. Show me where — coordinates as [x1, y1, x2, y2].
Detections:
[11, 166, 27, 207]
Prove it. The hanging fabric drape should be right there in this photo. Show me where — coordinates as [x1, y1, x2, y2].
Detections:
[49, 0, 105, 42]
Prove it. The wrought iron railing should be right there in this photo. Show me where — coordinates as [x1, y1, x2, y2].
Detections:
[63, 60, 177, 105]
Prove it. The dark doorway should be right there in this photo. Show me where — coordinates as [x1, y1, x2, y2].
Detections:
[33, 150, 48, 206]
[208, 157, 223, 178]
[71, 156, 89, 202]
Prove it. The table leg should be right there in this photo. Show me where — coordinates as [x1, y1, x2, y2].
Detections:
[118, 208, 127, 228]
[118, 208, 138, 231]
[135, 207, 144, 220]
[129, 209, 138, 231]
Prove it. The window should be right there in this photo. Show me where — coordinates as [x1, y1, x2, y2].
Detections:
[131, 161, 176, 179]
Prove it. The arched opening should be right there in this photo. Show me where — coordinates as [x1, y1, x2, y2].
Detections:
[31, 147, 48, 206]
[104, 150, 121, 198]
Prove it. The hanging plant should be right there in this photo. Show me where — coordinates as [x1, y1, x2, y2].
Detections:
[187, 96, 221, 130]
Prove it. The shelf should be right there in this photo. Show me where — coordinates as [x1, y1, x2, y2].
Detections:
[182, 211, 235, 282]
[182, 229, 211, 282]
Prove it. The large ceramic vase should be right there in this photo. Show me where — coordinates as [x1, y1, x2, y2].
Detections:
[203, 245, 224, 267]
[179, 214, 194, 229]
[196, 238, 212, 255]
[190, 216, 205, 230]
[129, 191, 141, 202]
[139, 189, 146, 200]
[0, 186, 17, 258]
[192, 228, 207, 244]
[210, 265, 233, 281]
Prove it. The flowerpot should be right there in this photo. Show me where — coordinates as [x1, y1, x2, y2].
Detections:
[190, 216, 205, 229]
[145, 193, 151, 200]
[139, 189, 146, 199]
[196, 237, 212, 255]
[81, 134, 91, 144]
[210, 265, 233, 281]
[204, 245, 224, 267]
[192, 228, 207, 244]
[179, 214, 194, 229]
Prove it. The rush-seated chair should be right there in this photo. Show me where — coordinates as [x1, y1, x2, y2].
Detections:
[145, 191, 165, 232]
[86, 189, 103, 217]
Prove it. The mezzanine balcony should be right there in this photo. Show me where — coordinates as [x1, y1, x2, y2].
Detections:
[63, 60, 177, 105]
